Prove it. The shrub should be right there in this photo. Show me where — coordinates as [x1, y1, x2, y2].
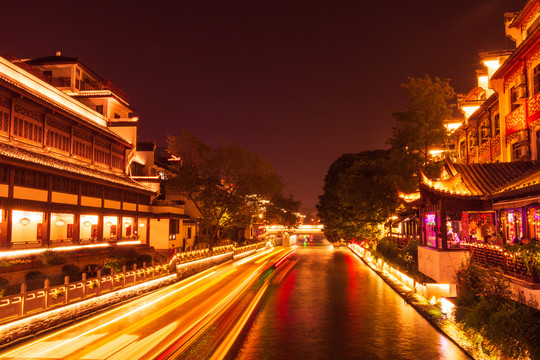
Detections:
[41, 250, 66, 267]
[0, 277, 7, 297]
[455, 262, 540, 359]
[62, 264, 82, 281]
[137, 253, 153, 267]
[25, 271, 46, 291]
[103, 258, 122, 273]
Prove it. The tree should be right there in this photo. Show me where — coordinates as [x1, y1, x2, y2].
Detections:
[388, 75, 455, 177]
[317, 150, 400, 242]
[167, 131, 299, 247]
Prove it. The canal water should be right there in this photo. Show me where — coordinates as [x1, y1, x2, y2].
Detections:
[233, 245, 470, 360]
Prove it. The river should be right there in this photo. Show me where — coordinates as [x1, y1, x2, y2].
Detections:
[232, 245, 470, 360]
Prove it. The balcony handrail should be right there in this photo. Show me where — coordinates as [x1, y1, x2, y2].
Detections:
[152, 199, 185, 207]
[470, 244, 540, 284]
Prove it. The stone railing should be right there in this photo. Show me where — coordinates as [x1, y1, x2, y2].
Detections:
[0, 262, 170, 323]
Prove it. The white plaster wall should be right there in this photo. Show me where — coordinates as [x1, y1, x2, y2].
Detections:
[149, 218, 169, 251]
[510, 283, 540, 310]
[418, 246, 469, 284]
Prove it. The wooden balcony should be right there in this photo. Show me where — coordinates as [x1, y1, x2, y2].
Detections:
[80, 78, 129, 103]
[470, 244, 540, 285]
[505, 105, 527, 138]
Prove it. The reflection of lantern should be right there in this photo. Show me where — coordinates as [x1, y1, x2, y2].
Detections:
[19, 217, 30, 226]
[83, 221, 92, 227]
[139, 223, 145, 227]
[55, 219, 66, 226]
[106, 222, 113, 227]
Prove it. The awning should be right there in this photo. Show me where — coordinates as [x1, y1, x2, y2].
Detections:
[493, 195, 540, 210]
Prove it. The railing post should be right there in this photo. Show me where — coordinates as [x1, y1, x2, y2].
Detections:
[111, 268, 115, 289]
[143, 262, 147, 281]
[133, 264, 137, 283]
[64, 276, 70, 304]
[20, 283, 27, 316]
[96, 270, 102, 295]
[81, 273, 87, 299]
[44, 279, 50, 309]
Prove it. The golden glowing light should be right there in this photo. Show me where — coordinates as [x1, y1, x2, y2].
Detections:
[461, 105, 480, 119]
[483, 59, 500, 70]
[444, 122, 463, 133]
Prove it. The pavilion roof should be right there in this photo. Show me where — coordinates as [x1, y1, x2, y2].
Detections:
[420, 159, 540, 198]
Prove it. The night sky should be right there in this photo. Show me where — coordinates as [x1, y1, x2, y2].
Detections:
[1, 0, 525, 211]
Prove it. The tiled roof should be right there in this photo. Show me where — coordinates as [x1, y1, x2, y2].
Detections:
[0, 141, 154, 193]
[421, 160, 540, 198]
[492, 167, 540, 197]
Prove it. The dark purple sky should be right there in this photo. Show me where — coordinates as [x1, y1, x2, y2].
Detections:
[1, 0, 525, 210]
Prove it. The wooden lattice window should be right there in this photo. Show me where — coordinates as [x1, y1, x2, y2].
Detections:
[13, 103, 43, 145]
[81, 182, 102, 198]
[94, 137, 111, 166]
[104, 187, 122, 201]
[73, 129, 93, 161]
[51, 176, 78, 194]
[111, 144, 125, 170]
[123, 191, 138, 203]
[0, 94, 11, 136]
[46, 116, 71, 154]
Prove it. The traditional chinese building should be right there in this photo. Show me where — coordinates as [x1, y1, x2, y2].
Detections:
[0, 53, 191, 253]
[454, 1, 540, 164]
[412, 159, 540, 303]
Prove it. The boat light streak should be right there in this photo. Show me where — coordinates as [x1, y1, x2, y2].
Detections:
[274, 249, 295, 268]
[0, 271, 216, 358]
[154, 264, 265, 360]
[236, 247, 274, 266]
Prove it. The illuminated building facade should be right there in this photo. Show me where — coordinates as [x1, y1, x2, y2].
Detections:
[0, 54, 190, 253]
[453, 1, 540, 164]
[401, 2, 540, 302]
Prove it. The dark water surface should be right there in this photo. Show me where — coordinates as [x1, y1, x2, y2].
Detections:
[234, 246, 470, 360]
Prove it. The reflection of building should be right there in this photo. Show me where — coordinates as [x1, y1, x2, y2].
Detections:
[0, 54, 192, 253]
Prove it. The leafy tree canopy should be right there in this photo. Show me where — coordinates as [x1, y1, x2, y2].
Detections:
[317, 150, 401, 242]
[167, 131, 300, 246]
[388, 75, 456, 178]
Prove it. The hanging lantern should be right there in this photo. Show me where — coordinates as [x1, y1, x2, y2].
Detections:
[124, 222, 130, 228]
[106, 222, 113, 227]
[83, 221, 92, 227]
[55, 219, 66, 227]
[139, 222, 145, 227]
[19, 217, 31, 226]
